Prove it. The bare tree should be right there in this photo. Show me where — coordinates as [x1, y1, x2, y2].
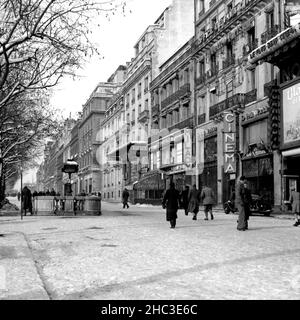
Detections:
[0, 0, 126, 203]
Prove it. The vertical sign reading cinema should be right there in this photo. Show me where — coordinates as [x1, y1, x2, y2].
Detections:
[223, 112, 236, 174]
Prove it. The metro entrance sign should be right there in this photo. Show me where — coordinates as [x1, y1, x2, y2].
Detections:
[223, 112, 236, 174]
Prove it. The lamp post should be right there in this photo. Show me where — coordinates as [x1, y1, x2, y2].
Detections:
[20, 164, 23, 220]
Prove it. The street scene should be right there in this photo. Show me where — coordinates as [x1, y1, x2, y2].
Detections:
[1, 0, 300, 302]
[1, 201, 300, 300]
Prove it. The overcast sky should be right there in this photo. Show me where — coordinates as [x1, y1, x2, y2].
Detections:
[50, 0, 172, 118]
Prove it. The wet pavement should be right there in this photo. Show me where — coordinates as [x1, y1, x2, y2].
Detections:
[0, 201, 299, 300]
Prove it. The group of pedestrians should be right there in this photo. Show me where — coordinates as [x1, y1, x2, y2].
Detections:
[162, 183, 215, 229]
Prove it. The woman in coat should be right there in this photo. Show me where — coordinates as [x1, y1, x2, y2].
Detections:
[22, 186, 33, 216]
[162, 182, 181, 228]
[289, 187, 300, 227]
[188, 184, 201, 221]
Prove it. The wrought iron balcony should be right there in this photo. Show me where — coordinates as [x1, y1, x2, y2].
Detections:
[194, 0, 271, 53]
[245, 89, 257, 105]
[209, 0, 217, 8]
[261, 25, 281, 44]
[168, 116, 194, 132]
[243, 39, 259, 56]
[198, 113, 206, 125]
[209, 93, 245, 119]
[222, 55, 235, 69]
[138, 109, 150, 123]
[161, 83, 191, 110]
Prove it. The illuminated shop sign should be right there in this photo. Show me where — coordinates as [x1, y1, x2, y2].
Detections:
[249, 24, 300, 64]
[223, 112, 236, 174]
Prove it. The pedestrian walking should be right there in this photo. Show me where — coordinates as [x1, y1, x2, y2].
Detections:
[243, 182, 252, 230]
[122, 188, 130, 209]
[22, 186, 33, 216]
[162, 182, 181, 229]
[181, 185, 190, 216]
[187, 184, 201, 221]
[289, 187, 300, 227]
[236, 176, 247, 231]
[201, 185, 215, 220]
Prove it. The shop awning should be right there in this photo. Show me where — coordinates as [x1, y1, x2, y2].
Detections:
[133, 170, 165, 190]
[282, 148, 300, 157]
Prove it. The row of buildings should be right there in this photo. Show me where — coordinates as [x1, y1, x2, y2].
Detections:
[37, 0, 300, 210]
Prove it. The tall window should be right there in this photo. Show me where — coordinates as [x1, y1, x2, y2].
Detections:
[211, 53, 217, 72]
[266, 10, 274, 31]
[144, 77, 149, 91]
[199, 60, 205, 77]
[227, 42, 233, 59]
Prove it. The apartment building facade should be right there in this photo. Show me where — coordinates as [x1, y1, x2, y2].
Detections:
[192, 0, 288, 206]
[78, 80, 123, 195]
[100, 0, 195, 203]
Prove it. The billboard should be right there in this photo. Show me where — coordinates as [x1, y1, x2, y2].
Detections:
[281, 79, 300, 149]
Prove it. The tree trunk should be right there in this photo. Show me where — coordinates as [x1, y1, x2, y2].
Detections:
[0, 166, 6, 205]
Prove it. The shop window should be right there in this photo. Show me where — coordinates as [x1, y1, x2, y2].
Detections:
[243, 119, 268, 153]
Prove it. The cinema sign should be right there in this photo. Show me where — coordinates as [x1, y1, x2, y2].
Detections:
[223, 112, 236, 174]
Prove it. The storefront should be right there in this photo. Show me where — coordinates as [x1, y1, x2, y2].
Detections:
[281, 79, 300, 203]
[133, 170, 165, 204]
[241, 103, 274, 202]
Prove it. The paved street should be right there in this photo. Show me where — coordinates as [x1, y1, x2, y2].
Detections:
[0, 201, 300, 300]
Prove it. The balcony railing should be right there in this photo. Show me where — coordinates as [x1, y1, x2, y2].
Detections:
[198, 113, 206, 125]
[209, 0, 217, 8]
[243, 39, 259, 56]
[138, 109, 150, 123]
[209, 93, 245, 119]
[261, 25, 281, 44]
[168, 116, 194, 132]
[222, 55, 235, 69]
[161, 83, 191, 110]
[245, 89, 257, 105]
[194, 0, 270, 53]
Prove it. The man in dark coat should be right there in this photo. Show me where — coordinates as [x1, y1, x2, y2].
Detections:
[236, 176, 247, 231]
[122, 188, 130, 209]
[181, 185, 190, 216]
[187, 184, 201, 220]
[22, 186, 33, 216]
[162, 182, 181, 228]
